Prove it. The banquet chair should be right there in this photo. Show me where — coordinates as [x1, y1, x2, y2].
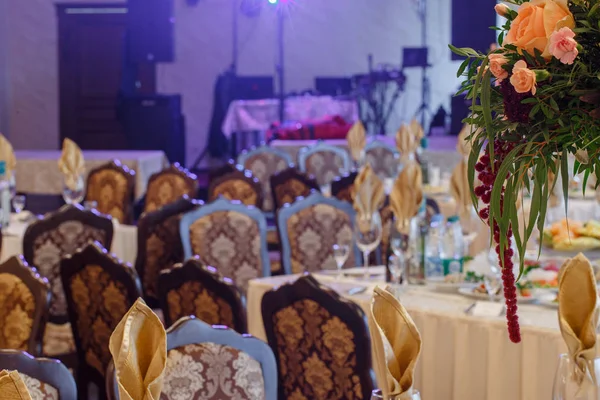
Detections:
[237, 144, 293, 215]
[364, 140, 400, 179]
[270, 166, 320, 211]
[208, 165, 263, 208]
[143, 163, 198, 213]
[158, 257, 247, 332]
[85, 160, 136, 224]
[379, 203, 394, 265]
[135, 196, 198, 308]
[106, 317, 277, 400]
[297, 141, 351, 186]
[23, 204, 114, 358]
[61, 242, 142, 400]
[179, 197, 270, 293]
[277, 192, 360, 274]
[331, 171, 358, 203]
[426, 196, 441, 218]
[0, 256, 51, 356]
[208, 160, 237, 182]
[0, 350, 77, 400]
[261, 274, 374, 399]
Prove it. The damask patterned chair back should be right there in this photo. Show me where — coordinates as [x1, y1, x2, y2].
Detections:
[261, 274, 374, 399]
[298, 141, 351, 186]
[270, 166, 320, 211]
[60, 242, 142, 399]
[0, 350, 77, 400]
[0, 256, 50, 356]
[136, 196, 198, 308]
[158, 257, 247, 332]
[238, 145, 293, 213]
[380, 203, 394, 264]
[23, 204, 113, 357]
[85, 160, 136, 224]
[277, 192, 361, 275]
[180, 198, 270, 293]
[144, 163, 198, 213]
[208, 166, 263, 209]
[331, 171, 358, 204]
[364, 140, 400, 179]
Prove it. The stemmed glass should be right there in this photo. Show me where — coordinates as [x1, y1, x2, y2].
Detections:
[390, 223, 410, 286]
[355, 212, 383, 279]
[12, 195, 25, 215]
[485, 246, 504, 302]
[371, 389, 421, 400]
[62, 174, 85, 205]
[553, 354, 600, 399]
[332, 244, 350, 280]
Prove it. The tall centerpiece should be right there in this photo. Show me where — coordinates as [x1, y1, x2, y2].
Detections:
[451, 0, 600, 343]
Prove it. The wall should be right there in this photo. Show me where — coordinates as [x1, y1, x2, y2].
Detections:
[1, 0, 461, 165]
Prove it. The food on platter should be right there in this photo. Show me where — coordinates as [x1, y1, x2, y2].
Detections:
[542, 219, 600, 251]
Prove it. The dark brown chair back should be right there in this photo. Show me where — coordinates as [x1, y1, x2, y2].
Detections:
[61, 242, 142, 399]
[0, 349, 76, 399]
[208, 167, 263, 208]
[135, 196, 198, 308]
[270, 167, 320, 210]
[85, 160, 136, 224]
[158, 257, 247, 332]
[0, 256, 50, 356]
[331, 171, 358, 203]
[144, 163, 198, 213]
[261, 274, 374, 399]
[208, 160, 236, 182]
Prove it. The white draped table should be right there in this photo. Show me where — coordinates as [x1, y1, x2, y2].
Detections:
[247, 273, 572, 400]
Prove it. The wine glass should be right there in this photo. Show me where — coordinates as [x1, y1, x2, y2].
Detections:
[12, 194, 25, 215]
[355, 212, 383, 279]
[332, 244, 350, 280]
[62, 174, 84, 205]
[371, 389, 421, 400]
[390, 223, 410, 285]
[553, 354, 600, 399]
[84, 200, 98, 211]
[8, 173, 16, 199]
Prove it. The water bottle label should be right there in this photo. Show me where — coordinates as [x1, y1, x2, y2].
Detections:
[442, 258, 463, 275]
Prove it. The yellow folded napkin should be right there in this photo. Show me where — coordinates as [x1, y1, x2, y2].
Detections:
[409, 119, 424, 142]
[456, 124, 475, 158]
[450, 160, 473, 222]
[0, 370, 32, 400]
[0, 134, 16, 180]
[390, 161, 423, 234]
[548, 170, 561, 208]
[557, 254, 599, 391]
[347, 121, 367, 162]
[109, 298, 167, 400]
[370, 286, 422, 399]
[395, 124, 418, 162]
[353, 165, 385, 224]
[58, 138, 85, 191]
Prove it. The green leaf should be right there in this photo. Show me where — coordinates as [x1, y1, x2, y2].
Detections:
[498, 31, 505, 46]
[549, 97, 560, 112]
[561, 149, 569, 216]
[583, 168, 591, 197]
[457, 58, 470, 78]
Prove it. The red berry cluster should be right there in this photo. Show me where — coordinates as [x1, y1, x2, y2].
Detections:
[500, 79, 533, 124]
[474, 139, 522, 343]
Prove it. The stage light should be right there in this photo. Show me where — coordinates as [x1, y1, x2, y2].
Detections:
[267, 0, 278, 4]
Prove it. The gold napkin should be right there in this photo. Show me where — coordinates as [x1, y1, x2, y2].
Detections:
[0, 370, 32, 400]
[390, 161, 423, 234]
[109, 298, 167, 400]
[347, 121, 367, 162]
[58, 138, 85, 191]
[557, 254, 599, 388]
[456, 124, 475, 157]
[409, 119, 424, 142]
[395, 124, 418, 160]
[450, 160, 473, 221]
[370, 286, 422, 399]
[353, 165, 385, 222]
[548, 170, 561, 208]
[0, 135, 16, 180]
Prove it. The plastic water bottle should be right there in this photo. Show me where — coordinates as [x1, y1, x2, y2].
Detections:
[426, 214, 444, 279]
[0, 162, 10, 228]
[440, 215, 465, 276]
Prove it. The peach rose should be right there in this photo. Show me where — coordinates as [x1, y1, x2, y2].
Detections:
[488, 53, 509, 81]
[549, 27, 578, 64]
[505, 0, 574, 57]
[510, 60, 537, 95]
[495, 3, 510, 17]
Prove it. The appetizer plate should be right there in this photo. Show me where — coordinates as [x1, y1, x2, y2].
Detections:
[457, 288, 538, 304]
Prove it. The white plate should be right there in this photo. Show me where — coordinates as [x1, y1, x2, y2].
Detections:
[537, 299, 558, 309]
[457, 288, 538, 304]
[431, 281, 477, 294]
[318, 266, 386, 277]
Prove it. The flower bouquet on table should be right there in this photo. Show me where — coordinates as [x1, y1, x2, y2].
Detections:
[450, 0, 600, 343]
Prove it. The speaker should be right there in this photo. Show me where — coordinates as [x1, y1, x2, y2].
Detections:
[315, 77, 352, 97]
[119, 95, 185, 165]
[451, 0, 496, 60]
[127, 0, 174, 62]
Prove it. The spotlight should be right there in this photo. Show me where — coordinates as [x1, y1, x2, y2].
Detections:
[267, 0, 278, 4]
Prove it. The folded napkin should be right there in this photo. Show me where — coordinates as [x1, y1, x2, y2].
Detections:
[450, 160, 473, 223]
[548, 170, 561, 208]
[456, 124, 475, 158]
[0, 370, 32, 400]
[0, 134, 16, 180]
[58, 138, 85, 191]
[347, 120, 367, 162]
[370, 286, 422, 399]
[109, 298, 167, 400]
[557, 253, 599, 391]
[396, 124, 418, 162]
[390, 161, 423, 234]
[409, 119, 424, 142]
[353, 165, 385, 224]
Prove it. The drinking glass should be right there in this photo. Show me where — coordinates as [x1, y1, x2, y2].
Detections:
[390, 223, 411, 285]
[8, 173, 16, 199]
[62, 174, 84, 205]
[371, 389, 421, 400]
[553, 354, 600, 400]
[355, 212, 383, 279]
[332, 244, 350, 280]
[84, 200, 98, 211]
[12, 194, 25, 214]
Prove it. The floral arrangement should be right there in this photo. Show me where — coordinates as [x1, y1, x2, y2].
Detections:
[451, 0, 600, 343]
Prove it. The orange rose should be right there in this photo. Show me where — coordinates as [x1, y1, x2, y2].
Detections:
[510, 60, 537, 95]
[488, 53, 509, 81]
[505, 0, 574, 57]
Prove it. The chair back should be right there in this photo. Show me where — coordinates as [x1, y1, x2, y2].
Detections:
[144, 163, 198, 213]
[135, 196, 198, 308]
[364, 140, 400, 178]
[179, 198, 270, 292]
[261, 274, 374, 399]
[277, 192, 360, 274]
[0, 256, 50, 356]
[238, 144, 293, 212]
[270, 166, 319, 210]
[158, 257, 247, 332]
[331, 171, 358, 203]
[0, 350, 77, 400]
[298, 141, 350, 186]
[208, 166, 263, 208]
[85, 160, 136, 224]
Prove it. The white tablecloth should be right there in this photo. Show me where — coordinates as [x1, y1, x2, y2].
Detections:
[247, 273, 570, 400]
